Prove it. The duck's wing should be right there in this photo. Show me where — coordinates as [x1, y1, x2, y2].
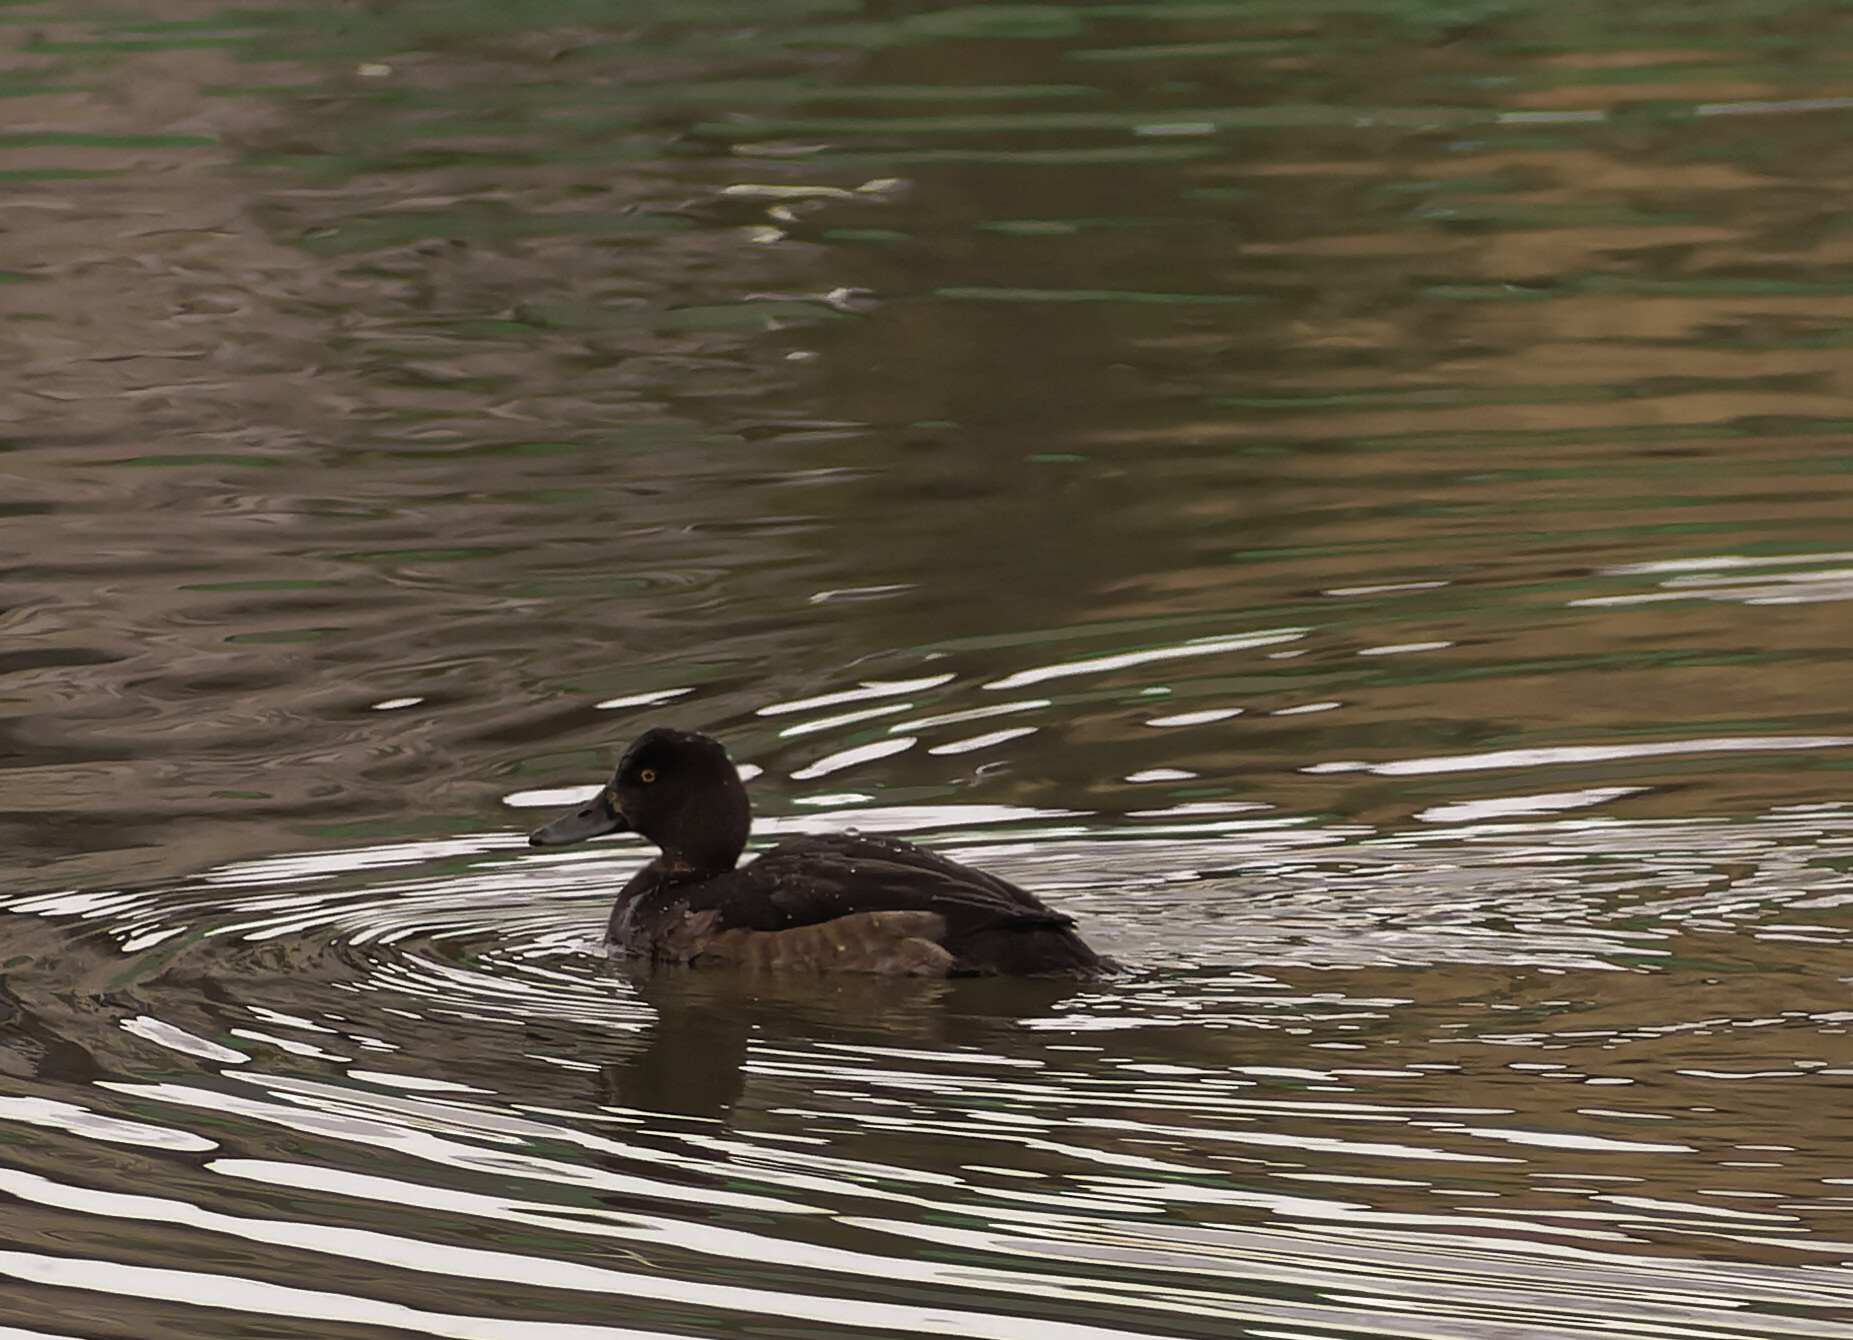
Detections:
[690, 833, 1072, 938]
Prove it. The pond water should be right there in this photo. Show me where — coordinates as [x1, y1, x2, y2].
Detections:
[7, 2, 1853, 1337]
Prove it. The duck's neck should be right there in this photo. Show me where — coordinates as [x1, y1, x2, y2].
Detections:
[648, 848, 736, 880]
[656, 781, 751, 876]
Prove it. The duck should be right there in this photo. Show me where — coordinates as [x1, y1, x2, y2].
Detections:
[529, 727, 1116, 979]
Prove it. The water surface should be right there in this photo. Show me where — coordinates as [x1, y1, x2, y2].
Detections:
[6, 1, 1853, 1336]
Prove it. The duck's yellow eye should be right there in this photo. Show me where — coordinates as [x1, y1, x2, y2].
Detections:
[639, 768, 656, 783]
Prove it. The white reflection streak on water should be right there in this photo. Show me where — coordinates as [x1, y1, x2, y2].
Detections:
[4, 888, 156, 918]
[1309, 736, 1853, 776]
[593, 688, 694, 710]
[982, 628, 1307, 690]
[0, 1097, 216, 1152]
[758, 675, 955, 716]
[929, 726, 1039, 754]
[1416, 787, 1647, 824]
[1145, 708, 1244, 727]
[123, 1016, 251, 1064]
[777, 701, 914, 736]
[505, 785, 604, 809]
[1577, 569, 1853, 606]
[791, 736, 917, 778]
[202, 837, 512, 886]
[891, 698, 1052, 730]
[1453, 1127, 1690, 1155]
[1602, 551, 1853, 575]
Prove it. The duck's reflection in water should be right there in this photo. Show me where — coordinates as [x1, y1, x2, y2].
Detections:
[600, 965, 1089, 1118]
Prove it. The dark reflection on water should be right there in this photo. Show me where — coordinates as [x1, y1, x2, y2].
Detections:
[8, 0, 1853, 1335]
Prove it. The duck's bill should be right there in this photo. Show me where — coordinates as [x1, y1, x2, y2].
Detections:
[529, 792, 629, 847]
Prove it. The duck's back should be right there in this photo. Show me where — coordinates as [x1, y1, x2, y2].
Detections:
[613, 832, 1112, 979]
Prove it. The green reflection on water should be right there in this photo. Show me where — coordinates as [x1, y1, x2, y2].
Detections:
[121, 454, 280, 468]
[939, 286, 1255, 303]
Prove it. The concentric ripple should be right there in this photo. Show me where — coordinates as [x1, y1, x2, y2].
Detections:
[6, 806, 1853, 1337]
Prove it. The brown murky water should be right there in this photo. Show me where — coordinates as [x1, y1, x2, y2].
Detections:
[6, 2, 1853, 1337]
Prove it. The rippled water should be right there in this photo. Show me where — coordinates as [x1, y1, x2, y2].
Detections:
[8, 1, 1853, 1336]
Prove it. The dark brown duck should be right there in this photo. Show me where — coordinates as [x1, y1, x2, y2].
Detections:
[530, 727, 1115, 979]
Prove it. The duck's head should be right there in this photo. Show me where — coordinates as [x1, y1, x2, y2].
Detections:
[528, 727, 752, 873]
